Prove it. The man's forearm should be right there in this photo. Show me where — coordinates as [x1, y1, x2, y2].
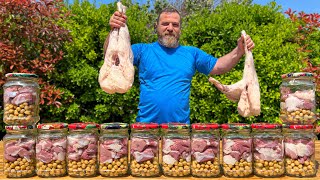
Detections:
[210, 46, 244, 75]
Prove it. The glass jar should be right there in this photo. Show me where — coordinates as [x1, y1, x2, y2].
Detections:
[99, 123, 129, 177]
[130, 123, 160, 177]
[67, 122, 99, 177]
[221, 123, 252, 177]
[3, 73, 40, 125]
[161, 123, 191, 177]
[191, 123, 221, 178]
[251, 123, 284, 177]
[280, 72, 316, 124]
[3, 125, 36, 178]
[283, 125, 317, 177]
[36, 123, 68, 177]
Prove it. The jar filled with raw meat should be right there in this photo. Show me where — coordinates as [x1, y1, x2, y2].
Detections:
[3, 73, 40, 125]
[251, 123, 284, 177]
[130, 123, 160, 177]
[67, 122, 99, 177]
[99, 122, 129, 177]
[283, 124, 317, 177]
[280, 72, 316, 124]
[3, 125, 36, 178]
[36, 123, 68, 177]
[221, 123, 252, 177]
[191, 123, 221, 178]
[161, 123, 191, 177]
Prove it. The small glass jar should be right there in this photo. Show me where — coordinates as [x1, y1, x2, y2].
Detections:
[130, 123, 160, 177]
[251, 123, 284, 177]
[280, 72, 316, 124]
[99, 123, 129, 177]
[3, 125, 36, 178]
[191, 123, 221, 178]
[3, 73, 40, 125]
[221, 123, 252, 177]
[161, 123, 191, 177]
[283, 125, 317, 177]
[67, 122, 99, 177]
[36, 123, 68, 177]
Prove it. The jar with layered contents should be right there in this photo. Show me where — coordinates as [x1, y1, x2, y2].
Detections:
[130, 123, 160, 177]
[99, 123, 129, 177]
[251, 123, 284, 177]
[3, 125, 36, 178]
[36, 123, 68, 177]
[67, 123, 99, 177]
[161, 123, 191, 177]
[280, 72, 316, 124]
[3, 73, 40, 125]
[221, 123, 252, 177]
[283, 125, 317, 177]
[191, 123, 221, 178]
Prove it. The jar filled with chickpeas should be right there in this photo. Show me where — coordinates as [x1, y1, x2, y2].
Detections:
[280, 72, 316, 124]
[3, 73, 40, 125]
[67, 122, 99, 177]
[99, 122, 129, 177]
[3, 125, 36, 178]
[36, 122, 68, 177]
[161, 123, 191, 177]
[130, 123, 160, 177]
[283, 124, 317, 177]
[221, 123, 253, 178]
[251, 123, 284, 177]
[191, 123, 221, 178]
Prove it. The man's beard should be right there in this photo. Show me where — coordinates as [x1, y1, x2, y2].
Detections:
[158, 32, 180, 48]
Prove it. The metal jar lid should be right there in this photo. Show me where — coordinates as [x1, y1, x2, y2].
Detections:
[68, 122, 99, 130]
[251, 123, 281, 129]
[100, 122, 128, 129]
[191, 123, 219, 130]
[131, 122, 159, 129]
[37, 122, 68, 130]
[160, 123, 190, 129]
[221, 123, 251, 130]
[5, 73, 38, 78]
[5, 125, 34, 130]
[281, 72, 315, 79]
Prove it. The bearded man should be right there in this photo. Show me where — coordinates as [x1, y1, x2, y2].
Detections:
[105, 7, 255, 124]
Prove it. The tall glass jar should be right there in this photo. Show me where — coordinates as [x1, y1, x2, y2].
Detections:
[99, 123, 129, 177]
[161, 123, 191, 177]
[221, 123, 252, 177]
[3, 73, 40, 125]
[130, 123, 160, 177]
[36, 123, 68, 177]
[251, 123, 284, 177]
[283, 125, 317, 177]
[280, 72, 316, 124]
[67, 122, 99, 177]
[191, 123, 221, 178]
[3, 125, 36, 178]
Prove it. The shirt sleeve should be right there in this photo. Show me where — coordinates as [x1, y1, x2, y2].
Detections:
[132, 43, 144, 66]
[193, 47, 217, 75]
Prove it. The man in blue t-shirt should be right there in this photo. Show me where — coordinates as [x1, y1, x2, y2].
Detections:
[105, 7, 255, 124]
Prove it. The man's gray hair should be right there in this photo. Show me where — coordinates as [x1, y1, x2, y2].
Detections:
[156, 7, 182, 25]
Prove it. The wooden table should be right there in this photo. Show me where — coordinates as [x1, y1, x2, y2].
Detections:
[0, 141, 319, 180]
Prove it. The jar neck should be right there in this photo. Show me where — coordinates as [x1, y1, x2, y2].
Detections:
[101, 129, 128, 134]
[39, 129, 67, 134]
[69, 129, 97, 133]
[192, 129, 219, 134]
[223, 129, 251, 136]
[252, 129, 281, 133]
[162, 129, 190, 136]
[131, 128, 159, 134]
[6, 129, 35, 135]
[7, 77, 38, 82]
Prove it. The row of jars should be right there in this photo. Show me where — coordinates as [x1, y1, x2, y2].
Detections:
[2, 72, 317, 126]
[3, 122, 317, 178]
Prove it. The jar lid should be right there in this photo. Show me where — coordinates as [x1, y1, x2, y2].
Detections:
[281, 72, 314, 79]
[5, 73, 38, 78]
[221, 123, 250, 130]
[68, 122, 99, 129]
[160, 123, 190, 129]
[100, 122, 128, 129]
[283, 124, 314, 129]
[251, 123, 281, 129]
[5, 125, 34, 130]
[191, 123, 219, 130]
[131, 123, 159, 129]
[37, 122, 68, 130]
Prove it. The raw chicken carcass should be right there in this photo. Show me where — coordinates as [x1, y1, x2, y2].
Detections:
[98, 2, 134, 94]
[209, 31, 260, 117]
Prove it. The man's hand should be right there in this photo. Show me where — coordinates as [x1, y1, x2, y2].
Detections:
[237, 34, 255, 55]
[109, 11, 127, 29]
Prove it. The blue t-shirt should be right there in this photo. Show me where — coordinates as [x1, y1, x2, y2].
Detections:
[132, 41, 217, 124]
